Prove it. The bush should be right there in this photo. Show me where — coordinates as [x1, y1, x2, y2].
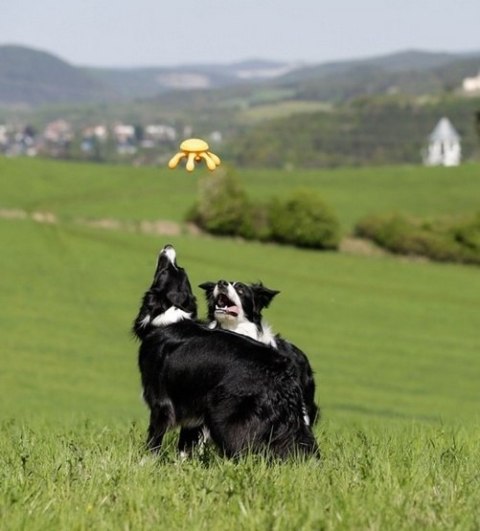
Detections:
[186, 172, 341, 250]
[355, 213, 480, 265]
[268, 189, 340, 249]
[452, 213, 480, 251]
[186, 168, 251, 236]
[237, 201, 272, 241]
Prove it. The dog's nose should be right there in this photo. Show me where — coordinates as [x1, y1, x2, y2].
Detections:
[218, 280, 228, 288]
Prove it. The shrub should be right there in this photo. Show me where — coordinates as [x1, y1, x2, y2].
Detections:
[452, 213, 480, 251]
[268, 189, 340, 249]
[355, 213, 480, 265]
[237, 201, 272, 241]
[186, 172, 341, 250]
[186, 168, 250, 236]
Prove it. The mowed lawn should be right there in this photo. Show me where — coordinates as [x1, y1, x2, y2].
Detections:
[1, 220, 479, 423]
[1, 157, 479, 231]
[1, 158, 480, 529]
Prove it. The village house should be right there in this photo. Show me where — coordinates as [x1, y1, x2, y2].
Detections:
[141, 124, 176, 148]
[462, 71, 480, 93]
[113, 123, 137, 155]
[81, 125, 108, 153]
[0, 125, 8, 148]
[43, 120, 73, 145]
[0, 125, 38, 157]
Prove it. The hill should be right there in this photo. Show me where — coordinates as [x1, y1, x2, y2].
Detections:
[0, 45, 118, 107]
[1, 45, 480, 109]
[84, 59, 299, 99]
[87, 49, 480, 103]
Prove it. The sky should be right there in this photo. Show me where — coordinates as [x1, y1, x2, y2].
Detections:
[1, 0, 479, 67]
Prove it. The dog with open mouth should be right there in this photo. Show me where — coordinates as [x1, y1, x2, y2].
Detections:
[133, 245, 320, 459]
[200, 280, 319, 426]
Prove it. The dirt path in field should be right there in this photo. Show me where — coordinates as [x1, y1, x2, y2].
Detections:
[0, 208, 201, 236]
[339, 237, 387, 257]
[0, 207, 409, 260]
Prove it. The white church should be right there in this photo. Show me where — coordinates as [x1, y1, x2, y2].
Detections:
[423, 117, 461, 167]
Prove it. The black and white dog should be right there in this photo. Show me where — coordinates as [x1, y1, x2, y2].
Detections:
[199, 280, 319, 426]
[133, 245, 319, 459]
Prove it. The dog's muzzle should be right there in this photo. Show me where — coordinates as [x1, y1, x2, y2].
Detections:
[214, 291, 239, 317]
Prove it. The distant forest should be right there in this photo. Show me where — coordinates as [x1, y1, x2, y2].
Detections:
[225, 96, 480, 167]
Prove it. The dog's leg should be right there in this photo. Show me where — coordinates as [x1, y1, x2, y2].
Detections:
[177, 427, 205, 457]
[294, 428, 321, 459]
[267, 421, 321, 460]
[147, 402, 174, 452]
[206, 389, 263, 458]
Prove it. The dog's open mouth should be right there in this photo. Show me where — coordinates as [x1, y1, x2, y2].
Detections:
[214, 294, 239, 317]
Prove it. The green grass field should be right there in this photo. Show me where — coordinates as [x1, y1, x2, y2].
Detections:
[1, 158, 480, 529]
[1, 157, 479, 230]
[239, 100, 333, 124]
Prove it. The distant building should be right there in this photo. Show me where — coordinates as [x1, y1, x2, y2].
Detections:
[113, 124, 135, 143]
[141, 124, 176, 148]
[43, 120, 73, 145]
[0, 125, 7, 147]
[113, 123, 137, 155]
[82, 125, 108, 142]
[81, 125, 108, 154]
[462, 71, 480, 93]
[423, 117, 461, 167]
[209, 130, 223, 143]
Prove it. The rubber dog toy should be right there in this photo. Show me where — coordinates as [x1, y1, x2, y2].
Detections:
[168, 138, 221, 172]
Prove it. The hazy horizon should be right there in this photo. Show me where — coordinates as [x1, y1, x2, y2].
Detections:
[2, 42, 480, 70]
[1, 0, 479, 68]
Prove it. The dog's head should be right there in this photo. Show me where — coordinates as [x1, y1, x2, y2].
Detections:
[199, 280, 279, 330]
[133, 245, 197, 338]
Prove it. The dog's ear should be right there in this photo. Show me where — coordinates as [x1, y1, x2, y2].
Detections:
[251, 283, 280, 310]
[199, 282, 216, 294]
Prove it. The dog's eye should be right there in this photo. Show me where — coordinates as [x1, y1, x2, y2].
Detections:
[236, 285, 245, 295]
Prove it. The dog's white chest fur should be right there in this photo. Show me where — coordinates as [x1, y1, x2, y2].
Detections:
[209, 319, 277, 348]
[151, 306, 192, 327]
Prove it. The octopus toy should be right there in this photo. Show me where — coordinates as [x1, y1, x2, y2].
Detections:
[168, 138, 221, 172]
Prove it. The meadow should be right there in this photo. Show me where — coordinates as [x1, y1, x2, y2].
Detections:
[1, 158, 480, 529]
[1, 157, 480, 230]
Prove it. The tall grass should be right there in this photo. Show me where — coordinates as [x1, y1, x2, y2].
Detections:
[1, 419, 479, 530]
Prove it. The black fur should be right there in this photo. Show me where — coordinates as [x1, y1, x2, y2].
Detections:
[133, 246, 319, 459]
[200, 280, 319, 425]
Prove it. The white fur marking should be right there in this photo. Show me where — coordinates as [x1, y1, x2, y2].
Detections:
[258, 322, 277, 348]
[164, 246, 176, 265]
[302, 404, 310, 426]
[226, 320, 259, 341]
[139, 315, 151, 328]
[151, 306, 191, 327]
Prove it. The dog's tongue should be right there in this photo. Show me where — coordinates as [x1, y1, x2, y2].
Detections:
[215, 304, 239, 317]
[225, 305, 239, 316]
